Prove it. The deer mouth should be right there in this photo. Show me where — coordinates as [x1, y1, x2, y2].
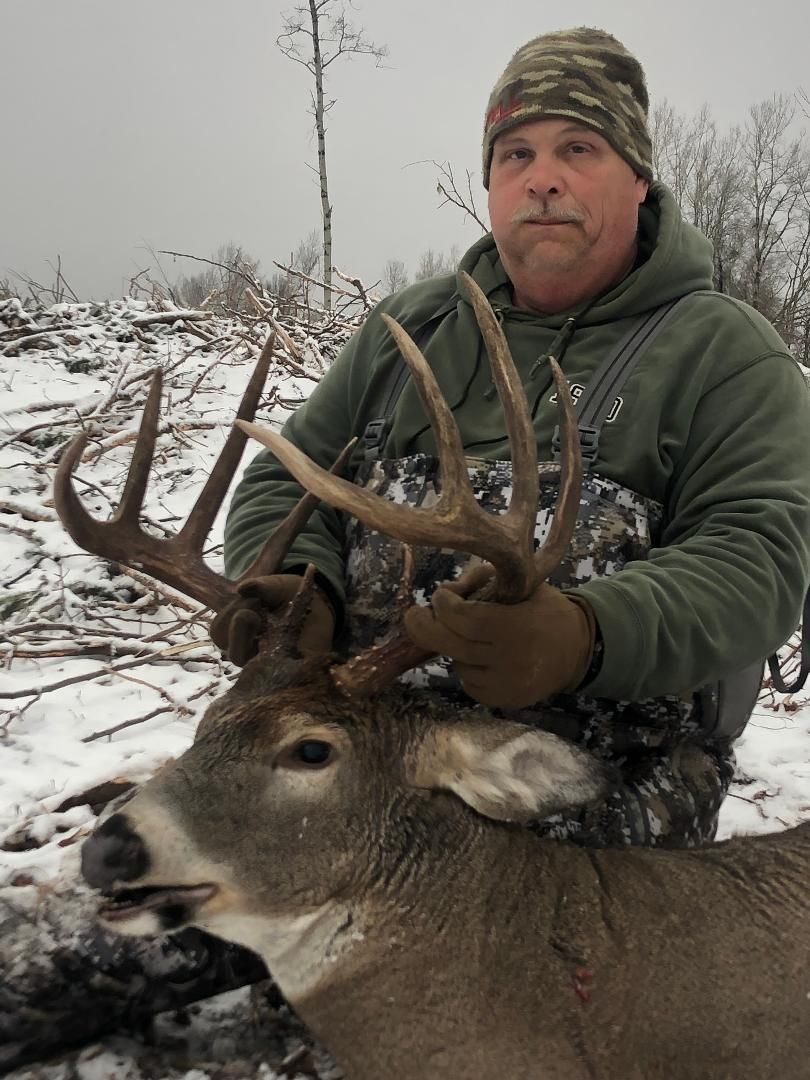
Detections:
[99, 884, 218, 928]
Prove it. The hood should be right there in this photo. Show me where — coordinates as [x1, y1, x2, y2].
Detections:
[457, 182, 715, 328]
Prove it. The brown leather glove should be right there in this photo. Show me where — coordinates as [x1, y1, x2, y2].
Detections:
[210, 574, 335, 666]
[404, 582, 597, 710]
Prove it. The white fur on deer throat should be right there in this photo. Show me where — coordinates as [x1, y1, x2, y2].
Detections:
[208, 903, 366, 1001]
[109, 797, 363, 1000]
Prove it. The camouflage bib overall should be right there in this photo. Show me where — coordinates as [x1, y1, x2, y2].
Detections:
[340, 454, 735, 848]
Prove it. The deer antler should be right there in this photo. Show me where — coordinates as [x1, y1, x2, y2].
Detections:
[54, 335, 355, 612]
[238, 272, 582, 696]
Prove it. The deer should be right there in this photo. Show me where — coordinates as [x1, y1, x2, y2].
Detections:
[55, 275, 810, 1080]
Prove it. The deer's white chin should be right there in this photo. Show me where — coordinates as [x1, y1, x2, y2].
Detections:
[98, 883, 219, 935]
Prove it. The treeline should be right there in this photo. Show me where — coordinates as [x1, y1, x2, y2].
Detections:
[169, 242, 465, 314]
[652, 93, 810, 362]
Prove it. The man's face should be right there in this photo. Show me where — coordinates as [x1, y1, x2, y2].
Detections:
[487, 118, 649, 309]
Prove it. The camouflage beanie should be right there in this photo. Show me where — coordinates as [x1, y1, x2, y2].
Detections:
[482, 27, 653, 188]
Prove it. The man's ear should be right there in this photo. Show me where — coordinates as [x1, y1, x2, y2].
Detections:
[408, 719, 613, 824]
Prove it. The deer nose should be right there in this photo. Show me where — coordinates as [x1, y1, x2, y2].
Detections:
[81, 812, 150, 889]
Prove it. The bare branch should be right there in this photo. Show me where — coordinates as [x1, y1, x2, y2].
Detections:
[431, 160, 488, 232]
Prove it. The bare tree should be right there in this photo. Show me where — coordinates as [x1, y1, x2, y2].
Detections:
[294, 227, 321, 278]
[654, 93, 810, 361]
[267, 228, 322, 314]
[740, 96, 810, 325]
[7, 255, 80, 306]
[171, 243, 262, 313]
[414, 246, 460, 281]
[0, 278, 19, 301]
[277, 2, 387, 313]
[382, 258, 409, 295]
[651, 101, 747, 294]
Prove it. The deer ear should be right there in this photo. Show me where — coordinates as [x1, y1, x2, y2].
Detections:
[410, 720, 612, 824]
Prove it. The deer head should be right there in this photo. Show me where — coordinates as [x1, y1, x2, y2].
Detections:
[56, 274, 609, 997]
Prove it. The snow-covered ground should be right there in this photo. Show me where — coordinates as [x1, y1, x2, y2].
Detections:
[0, 298, 330, 882]
[0, 297, 350, 1078]
[1, 297, 808, 1078]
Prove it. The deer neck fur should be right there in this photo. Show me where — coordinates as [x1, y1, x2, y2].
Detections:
[257, 818, 810, 1080]
[265, 815, 596, 1080]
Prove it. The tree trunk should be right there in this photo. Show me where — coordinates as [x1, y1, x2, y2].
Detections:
[309, 0, 332, 313]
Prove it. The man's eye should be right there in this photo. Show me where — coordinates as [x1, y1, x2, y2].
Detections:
[568, 143, 591, 154]
[292, 739, 334, 767]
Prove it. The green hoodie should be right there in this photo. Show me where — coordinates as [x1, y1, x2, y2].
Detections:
[225, 183, 810, 703]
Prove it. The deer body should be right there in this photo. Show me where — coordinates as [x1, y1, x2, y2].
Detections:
[57, 279, 809, 1078]
[300, 827, 810, 1080]
[83, 668, 810, 1080]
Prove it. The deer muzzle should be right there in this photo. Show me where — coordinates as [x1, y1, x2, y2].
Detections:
[82, 810, 220, 934]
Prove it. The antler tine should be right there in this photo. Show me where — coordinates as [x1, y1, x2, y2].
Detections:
[54, 393, 230, 610]
[54, 369, 164, 545]
[178, 334, 275, 549]
[118, 371, 164, 518]
[256, 563, 319, 660]
[52, 431, 113, 553]
[239, 437, 358, 580]
[460, 271, 538, 558]
[54, 336, 281, 612]
[378, 314, 475, 505]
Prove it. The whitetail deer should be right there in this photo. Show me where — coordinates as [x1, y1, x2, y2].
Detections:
[56, 275, 810, 1080]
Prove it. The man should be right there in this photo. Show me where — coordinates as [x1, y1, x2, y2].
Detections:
[214, 26, 810, 848]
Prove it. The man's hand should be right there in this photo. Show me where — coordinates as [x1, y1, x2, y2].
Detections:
[210, 574, 335, 666]
[404, 582, 596, 710]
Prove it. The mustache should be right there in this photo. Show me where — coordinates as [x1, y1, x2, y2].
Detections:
[511, 206, 586, 225]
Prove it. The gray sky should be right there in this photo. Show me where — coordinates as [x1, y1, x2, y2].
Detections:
[2, 0, 809, 301]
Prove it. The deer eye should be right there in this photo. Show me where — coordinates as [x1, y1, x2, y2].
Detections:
[291, 739, 334, 767]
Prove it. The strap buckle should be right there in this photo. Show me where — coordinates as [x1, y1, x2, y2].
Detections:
[551, 424, 599, 465]
[361, 418, 389, 462]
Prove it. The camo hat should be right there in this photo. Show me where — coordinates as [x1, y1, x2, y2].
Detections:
[482, 27, 653, 188]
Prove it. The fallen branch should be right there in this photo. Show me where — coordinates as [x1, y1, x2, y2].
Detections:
[118, 564, 210, 615]
[332, 265, 381, 311]
[0, 500, 55, 523]
[80, 420, 218, 463]
[0, 414, 115, 452]
[2, 328, 84, 356]
[0, 519, 41, 543]
[131, 310, 214, 327]
[0, 649, 210, 701]
[83, 703, 190, 743]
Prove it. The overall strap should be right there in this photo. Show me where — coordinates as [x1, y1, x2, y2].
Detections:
[768, 589, 810, 694]
[552, 296, 687, 466]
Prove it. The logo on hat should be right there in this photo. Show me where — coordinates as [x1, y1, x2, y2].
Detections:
[486, 93, 522, 131]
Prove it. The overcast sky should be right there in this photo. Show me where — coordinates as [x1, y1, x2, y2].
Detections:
[2, 0, 809, 302]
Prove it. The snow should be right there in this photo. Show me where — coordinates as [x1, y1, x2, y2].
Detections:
[1, 295, 808, 1077]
